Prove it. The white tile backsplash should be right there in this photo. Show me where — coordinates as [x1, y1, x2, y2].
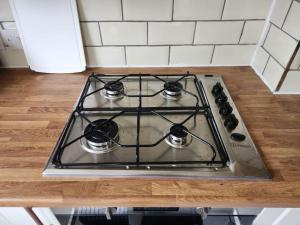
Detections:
[0, 0, 14, 21]
[290, 49, 300, 70]
[240, 20, 265, 44]
[264, 25, 297, 67]
[282, 0, 300, 40]
[252, 47, 270, 75]
[148, 22, 194, 45]
[280, 70, 300, 92]
[212, 45, 256, 65]
[77, 0, 122, 21]
[126, 46, 169, 66]
[123, 0, 172, 21]
[270, 0, 293, 28]
[173, 0, 224, 20]
[194, 21, 243, 44]
[222, 0, 272, 20]
[0, 49, 27, 67]
[170, 45, 214, 66]
[100, 22, 147, 45]
[1, 22, 17, 29]
[85, 47, 125, 66]
[81, 22, 102, 46]
[262, 57, 284, 90]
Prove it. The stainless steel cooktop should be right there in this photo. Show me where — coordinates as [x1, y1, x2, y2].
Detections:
[43, 73, 270, 179]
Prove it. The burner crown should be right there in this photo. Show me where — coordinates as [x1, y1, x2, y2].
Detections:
[164, 81, 183, 96]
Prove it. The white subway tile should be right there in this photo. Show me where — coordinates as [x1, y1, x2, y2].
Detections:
[0, 49, 28, 67]
[85, 47, 125, 66]
[270, 0, 293, 27]
[77, 0, 122, 21]
[1, 22, 17, 29]
[264, 25, 297, 67]
[173, 0, 224, 20]
[263, 57, 284, 91]
[126, 46, 168, 66]
[280, 71, 300, 92]
[252, 47, 270, 75]
[0, 0, 14, 21]
[170, 45, 214, 66]
[240, 20, 265, 44]
[81, 22, 102, 46]
[290, 50, 300, 70]
[212, 45, 256, 65]
[222, 0, 272, 20]
[100, 22, 147, 45]
[283, 1, 300, 40]
[148, 22, 195, 45]
[194, 21, 243, 44]
[123, 0, 172, 21]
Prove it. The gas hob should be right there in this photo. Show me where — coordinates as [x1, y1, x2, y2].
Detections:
[43, 73, 270, 179]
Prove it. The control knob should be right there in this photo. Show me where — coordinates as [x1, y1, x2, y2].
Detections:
[224, 114, 239, 130]
[219, 102, 233, 116]
[215, 91, 228, 106]
[211, 82, 223, 97]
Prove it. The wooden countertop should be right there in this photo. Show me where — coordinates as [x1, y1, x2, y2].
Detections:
[0, 67, 299, 207]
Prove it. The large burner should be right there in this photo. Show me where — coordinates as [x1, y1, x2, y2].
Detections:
[165, 124, 192, 148]
[102, 81, 124, 100]
[83, 119, 119, 154]
[163, 81, 183, 100]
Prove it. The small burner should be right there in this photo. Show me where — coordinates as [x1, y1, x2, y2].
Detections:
[102, 81, 124, 100]
[83, 119, 119, 154]
[163, 81, 183, 100]
[165, 124, 192, 148]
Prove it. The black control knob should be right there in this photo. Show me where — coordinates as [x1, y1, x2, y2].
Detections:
[211, 82, 223, 97]
[231, 133, 246, 142]
[215, 91, 228, 106]
[219, 102, 233, 116]
[224, 114, 239, 130]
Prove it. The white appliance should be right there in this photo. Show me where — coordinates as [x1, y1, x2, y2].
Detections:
[10, 0, 86, 73]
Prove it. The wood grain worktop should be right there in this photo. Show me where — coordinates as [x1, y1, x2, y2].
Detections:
[0, 67, 299, 207]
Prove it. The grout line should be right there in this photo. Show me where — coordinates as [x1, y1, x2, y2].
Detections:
[83, 43, 257, 47]
[210, 45, 216, 64]
[124, 46, 127, 65]
[281, 0, 293, 29]
[98, 22, 103, 46]
[262, 45, 285, 69]
[261, 23, 272, 47]
[220, 0, 227, 20]
[168, 46, 171, 65]
[79, 19, 266, 23]
[171, 0, 174, 21]
[146, 22, 149, 45]
[120, 0, 124, 21]
[192, 21, 197, 44]
[270, 21, 298, 42]
[238, 21, 246, 44]
[275, 40, 300, 91]
[262, 55, 271, 75]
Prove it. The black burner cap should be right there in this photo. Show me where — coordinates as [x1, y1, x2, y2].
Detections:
[84, 119, 119, 144]
[164, 81, 183, 93]
[170, 124, 188, 138]
[104, 81, 124, 93]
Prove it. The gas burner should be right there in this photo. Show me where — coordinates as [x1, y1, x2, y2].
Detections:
[162, 81, 183, 100]
[82, 119, 119, 154]
[101, 81, 124, 100]
[165, 124, 192, 148]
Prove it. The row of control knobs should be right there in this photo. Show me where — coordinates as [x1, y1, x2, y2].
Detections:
[212, 82, 239, 130]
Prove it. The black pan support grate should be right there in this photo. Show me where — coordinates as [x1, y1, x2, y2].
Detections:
[52, 72, 229, 169]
